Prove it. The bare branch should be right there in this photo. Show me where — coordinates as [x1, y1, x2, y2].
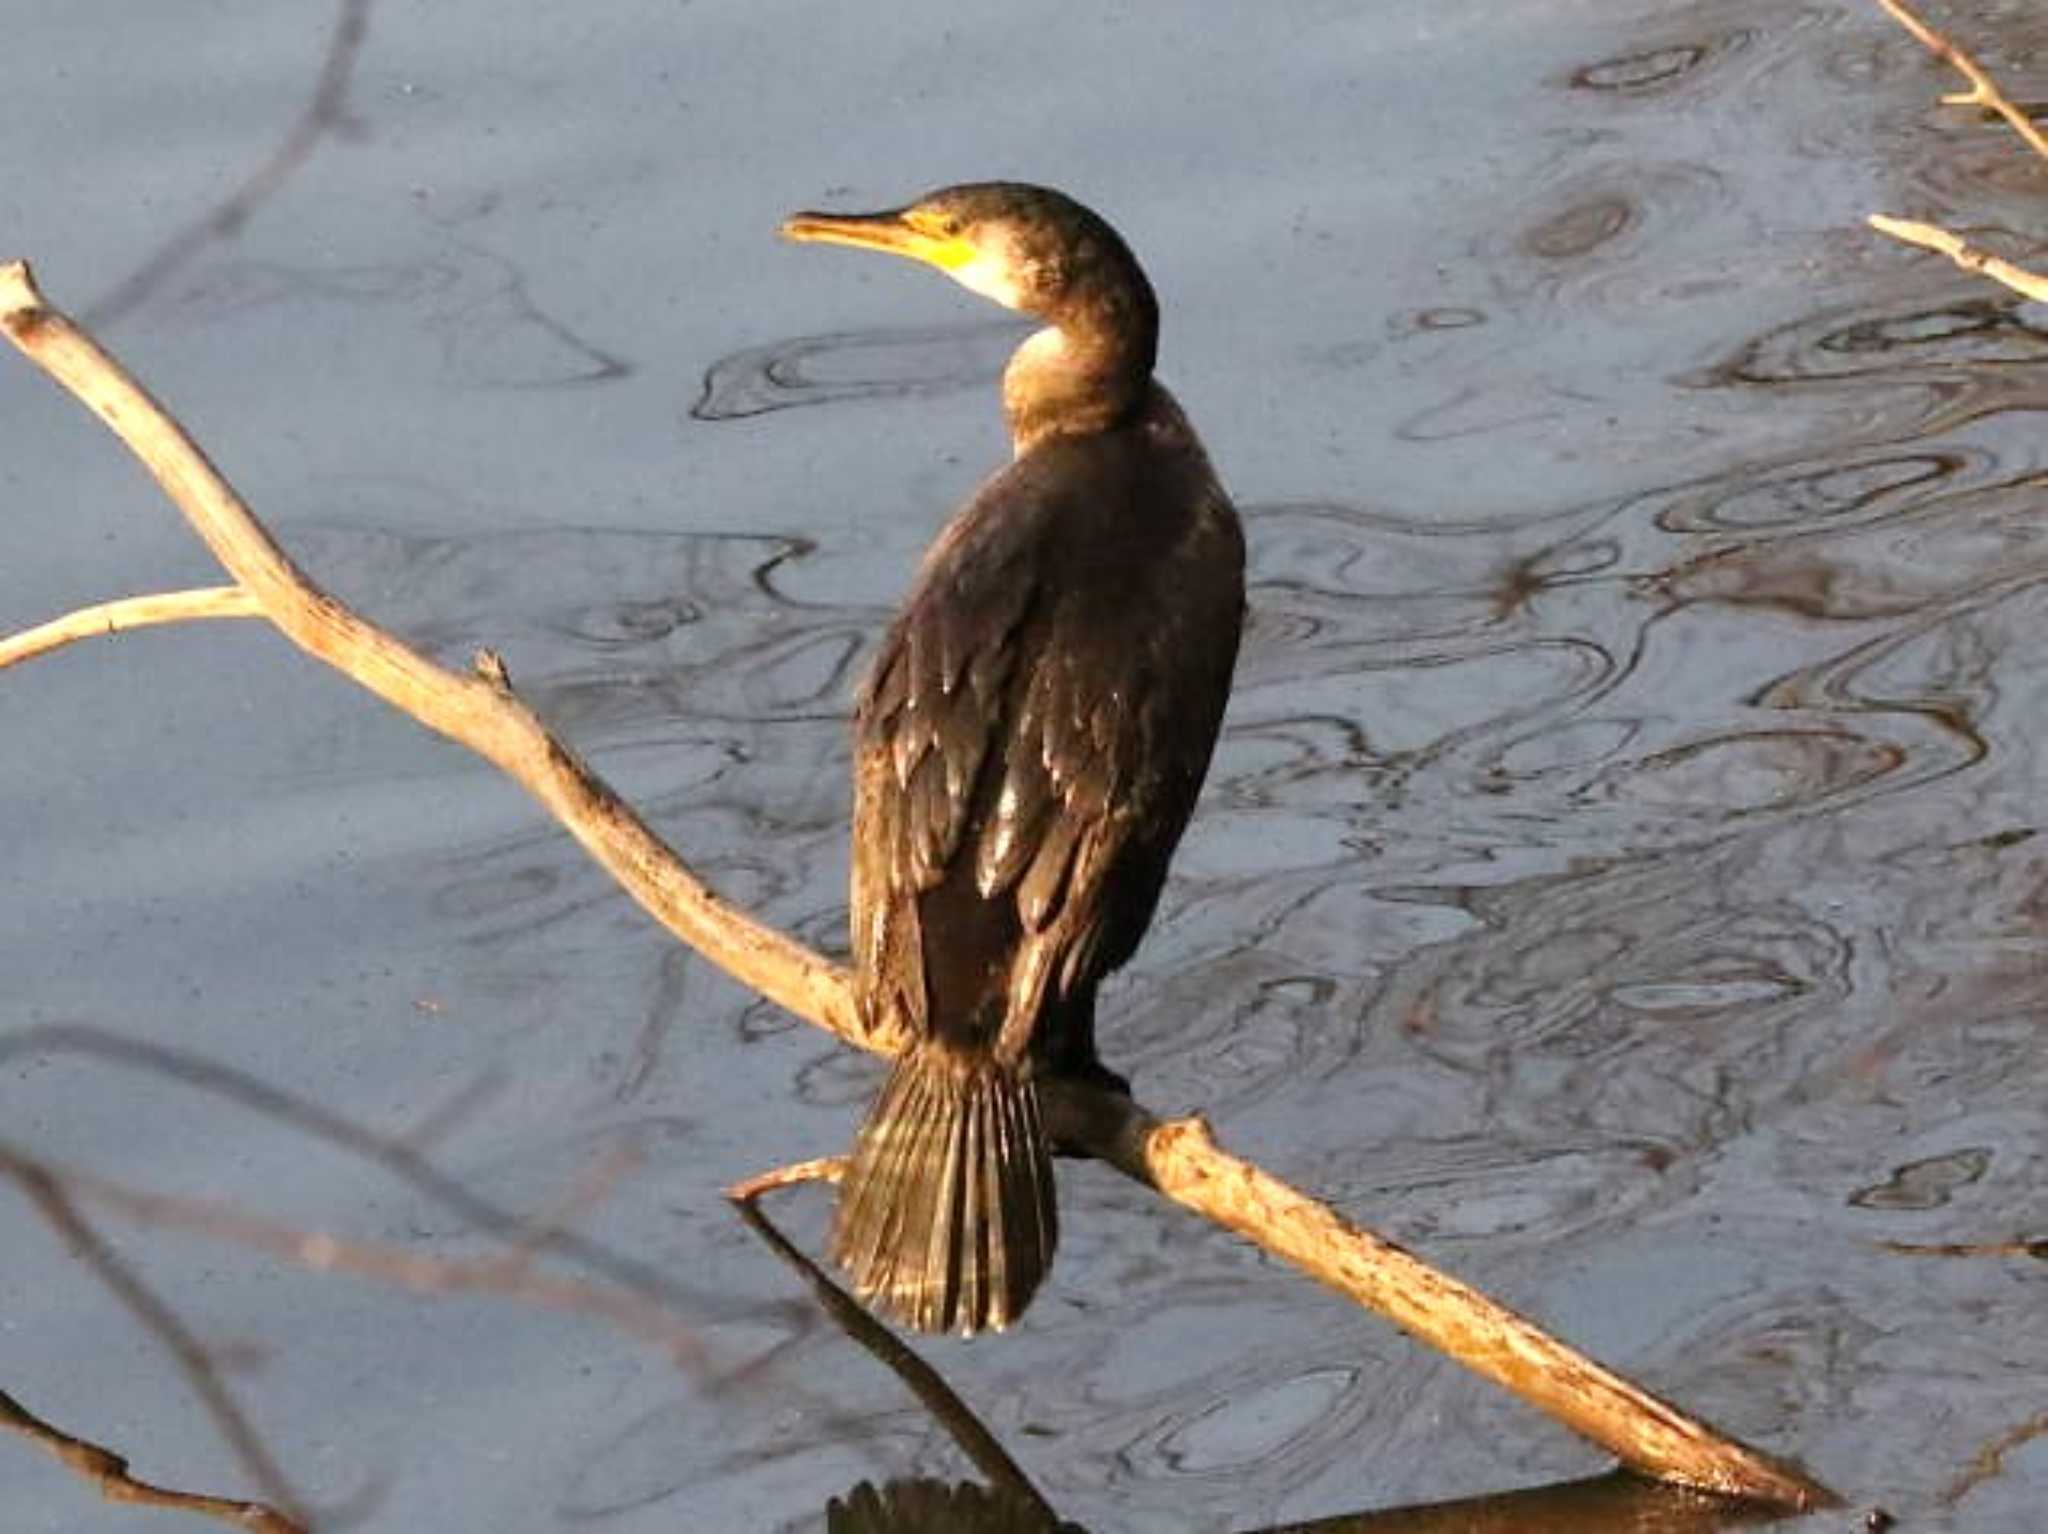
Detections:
[0, 586, 261, 670]
[727, 1156, 846, 1203]
[1881, 1234, 2048, 1259]
[0, 258, 866, 1053]
[1053, 1096, 1833, 1510]
[1869, 1, 2048, 301]
[1866, 214, 2048, 302]
[1876, 0, 2048, 164]
[0, 1387, 304, 1534]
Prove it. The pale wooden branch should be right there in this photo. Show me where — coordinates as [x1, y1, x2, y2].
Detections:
[1866, 214, 2048, 301]
[0, 260, 1835, 1510]
[1870, 0, 2048, 302]
[0, 1387, 304, 1534]
[0, 257, 863, 1052]
[1876, 0, 2048, 163]
[0, 585, 262, 669]
[1046, 1095, 1830, 1510]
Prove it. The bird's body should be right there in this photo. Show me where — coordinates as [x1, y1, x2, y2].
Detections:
[782, 183, 1244, 1335]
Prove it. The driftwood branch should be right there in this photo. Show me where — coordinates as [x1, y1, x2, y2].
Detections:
[0, 258, 1833, 1510]
[1869, 0, 2048, 300]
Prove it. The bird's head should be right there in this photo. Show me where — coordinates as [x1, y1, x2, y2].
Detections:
[780, 181, 1151, 328]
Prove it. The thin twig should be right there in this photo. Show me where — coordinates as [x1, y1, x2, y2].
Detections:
[1869, 0, 2048, 301]
[0, 586, 262, 669]
[1865, 214, 2048, 302]
[731, 1164, 1058, 1526]
[1, 257, 865, 1053]
[0, 1387, 304, 1534]
[1876, 0, 2048, 163]
[1940, 1409, 2048, 1507]
[727, 1156, 846, 1203]
[0, 262, 1835, 1510]
[0, 1149, 309, 1523]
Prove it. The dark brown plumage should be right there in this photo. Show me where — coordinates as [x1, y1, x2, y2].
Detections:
[782, 182, 1244, 1335]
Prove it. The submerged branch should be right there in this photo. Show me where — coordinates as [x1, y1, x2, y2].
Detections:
[1, 259, 1832, 1510]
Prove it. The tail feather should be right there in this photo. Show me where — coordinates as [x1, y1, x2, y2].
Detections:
[831, 1046, 1057, 1335]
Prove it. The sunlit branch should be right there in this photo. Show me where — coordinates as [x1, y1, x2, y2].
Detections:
[1876, 0, 2048, 163]
[0, 258, 864, 1053]
[0, 586, 261, 670]
[1869, 0, 2048, 302]
[1866, 214, 2048, 302]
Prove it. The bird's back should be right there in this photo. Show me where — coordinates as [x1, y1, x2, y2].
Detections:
[851, 384, 1244, 1064]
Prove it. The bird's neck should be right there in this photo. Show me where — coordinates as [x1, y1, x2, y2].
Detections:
[1002, 286, 1157, 456]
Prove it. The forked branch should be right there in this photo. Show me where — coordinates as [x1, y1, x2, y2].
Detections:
[1869, 0, 2048, 299]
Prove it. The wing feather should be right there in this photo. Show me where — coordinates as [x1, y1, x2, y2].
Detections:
[851, 421, 1243, 1058]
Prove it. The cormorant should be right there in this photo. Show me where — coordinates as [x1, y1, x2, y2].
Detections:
[781, 182, 1244, 1335]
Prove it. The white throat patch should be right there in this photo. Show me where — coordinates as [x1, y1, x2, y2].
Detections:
[947, 250, 1026, 310]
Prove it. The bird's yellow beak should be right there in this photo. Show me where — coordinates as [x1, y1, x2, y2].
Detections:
[779, 209, 978, 273]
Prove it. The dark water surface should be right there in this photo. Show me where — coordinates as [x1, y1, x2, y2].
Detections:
[5, 2, 2047, 1530]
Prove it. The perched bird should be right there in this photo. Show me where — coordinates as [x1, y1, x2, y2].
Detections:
[782, 182, 1244, 1335]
